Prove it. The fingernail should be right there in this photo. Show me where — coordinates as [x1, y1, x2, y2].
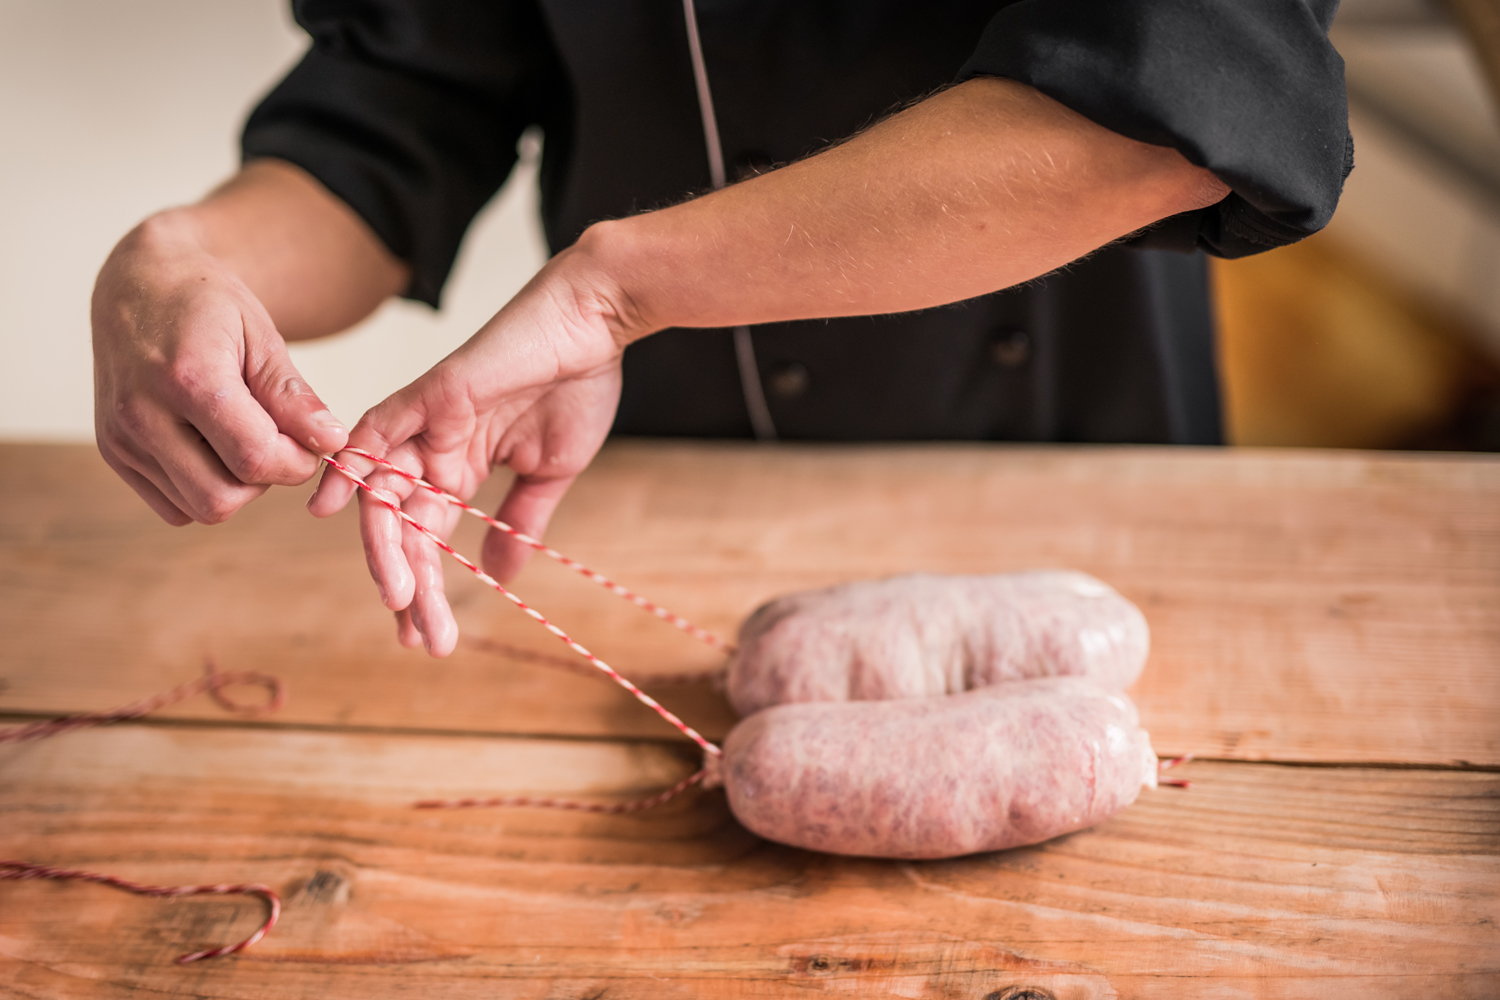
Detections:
[305, 409, 347, 452]
[312, 409, 346, 432]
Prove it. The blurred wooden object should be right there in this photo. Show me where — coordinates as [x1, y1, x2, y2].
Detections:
[1441, 0, 1500, 105]
[1212, 232, 1496, 448]
[2, 441, 1497, 996]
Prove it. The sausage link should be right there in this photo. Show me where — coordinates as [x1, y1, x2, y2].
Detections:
[727, 571, 1149, 716]
[721, 677, 1157, 859]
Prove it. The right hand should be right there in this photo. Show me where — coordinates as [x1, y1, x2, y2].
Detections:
[92, 211, 349, 526]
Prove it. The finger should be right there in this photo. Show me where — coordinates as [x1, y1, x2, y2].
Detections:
[244, 328, 349, 459]
[394, 606, 424, 650]
[480, 474, 578, 583]
[107, 438, 209, 523]
[401, 491, 460, 657]
[97, 442, 193, 526]
[307, 456, 366, 517]
[359, 484, 415, 610]
[157, 422, 269, 523]
[109, 383, 268, 522]
[97, 428, 195, 514]
[118, 466, 194, 526]
[176, 344, 333, 491]
[117, 411, 268, 524]
[308, 442, 388, 517]
[308, 396, 423, 518]
[185, 390, 324, 490]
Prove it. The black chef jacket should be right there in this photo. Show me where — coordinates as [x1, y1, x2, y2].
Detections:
[242, 0, 1351, 445]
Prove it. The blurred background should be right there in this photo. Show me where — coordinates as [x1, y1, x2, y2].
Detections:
[1, 0, 1497, 450]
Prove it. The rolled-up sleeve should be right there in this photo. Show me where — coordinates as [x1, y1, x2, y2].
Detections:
[242, 0, 563, 306]
[959, 0, 1351, 257]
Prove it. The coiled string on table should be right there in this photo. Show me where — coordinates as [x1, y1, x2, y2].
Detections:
[0, 663, 286, 963]
[0, 861, 279, 964]
[0, 660, 284, 746]
[0, 447, 735, 961]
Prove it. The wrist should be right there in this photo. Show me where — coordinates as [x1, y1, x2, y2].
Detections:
[565, 217, 671, 346]
[103, 210, 226, 304]
[131, 206, 213, 259]
[94, 209, 208, 327]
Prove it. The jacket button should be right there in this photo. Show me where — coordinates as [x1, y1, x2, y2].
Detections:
[990, 328, 1031, 368]
[767, 361, 810, 399]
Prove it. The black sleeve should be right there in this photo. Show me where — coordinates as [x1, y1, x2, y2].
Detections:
[242, 0, 563, 306]
[958, 0, 1352, 258]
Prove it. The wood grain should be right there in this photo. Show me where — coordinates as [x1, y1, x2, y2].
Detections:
[3, 722, 1497, 999]
[3, 442, 1496, 765]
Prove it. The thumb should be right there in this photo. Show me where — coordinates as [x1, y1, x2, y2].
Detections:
[481, 475, 578, 583]
[244, 332, 349, 459]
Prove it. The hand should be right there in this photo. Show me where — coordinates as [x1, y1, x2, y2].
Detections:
[92, 211, 348, 525]
[307, 241, 634, 656]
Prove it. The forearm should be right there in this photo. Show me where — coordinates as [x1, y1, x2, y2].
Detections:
[325, 80, 1229, 655]
[134, 159, 409, 341]
[582, 77, 1228, 338]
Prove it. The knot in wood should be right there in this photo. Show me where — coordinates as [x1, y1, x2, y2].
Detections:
[984, 989, 1056, 1000]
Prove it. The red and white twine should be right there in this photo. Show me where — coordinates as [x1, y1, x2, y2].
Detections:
[1157, 753, 1194, 788]
[0, 861, 279, 964]
[414, 764, 714, 814]
[0, 664, 287, 962]
[0, 662, 283, 746]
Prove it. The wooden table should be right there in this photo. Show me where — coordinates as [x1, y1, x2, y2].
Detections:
[1, 441, 1496, 998]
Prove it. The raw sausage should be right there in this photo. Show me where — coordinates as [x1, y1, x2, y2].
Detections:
[726, 571, 1149, 716]
[720, 676, 1157, 859]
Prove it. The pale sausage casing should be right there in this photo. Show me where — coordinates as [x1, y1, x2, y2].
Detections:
[720, 676, 1158, 859]
[726, 571, 1149, 716]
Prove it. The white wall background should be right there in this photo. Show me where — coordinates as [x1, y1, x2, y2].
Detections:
[0, 0, 547, 442]
[2, 1, 1498, 441]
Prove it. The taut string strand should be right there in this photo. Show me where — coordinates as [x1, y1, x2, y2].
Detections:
[339, 447, 733, 654]
[321, 452, 723, 762]
[463, 636, 725, 686]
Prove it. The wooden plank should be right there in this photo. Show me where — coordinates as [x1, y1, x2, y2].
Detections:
[2, 442, 1497, 765]
[2, 724, 1496, 998]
